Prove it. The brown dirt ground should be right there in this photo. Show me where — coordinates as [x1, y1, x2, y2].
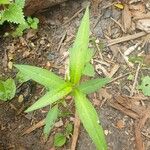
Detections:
[0, 0, 150, 150]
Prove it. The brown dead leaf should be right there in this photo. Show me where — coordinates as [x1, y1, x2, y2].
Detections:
[98, 88, 112, 100]
[49, 148, 55, 150]
[122, 4, 132, 32]
[133, 12, 150, 20]
[143, 54, 150, 66]
[136, 19, 150, 33]
[130, 3, 146, 14]
[108, 98, 139, 119]
[114, 95, 145, 116]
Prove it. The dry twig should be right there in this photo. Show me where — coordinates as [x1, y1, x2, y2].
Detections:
[22, 119, 45, 135]
[130, 63, 141, 97]
[108, 32, 147, 46]
[71, 112, 81, 150]
[56, 32, 67, 51]
[63, 8, 84, 26]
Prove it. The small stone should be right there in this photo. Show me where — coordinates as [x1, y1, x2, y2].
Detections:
[104, 130, 109, 135]
[95, 39, 100, 44]
[55, 119, 63, 127]
[18, 95, 24, 103]
[8, 61, 13, 69]
[46, 61, 51, 67]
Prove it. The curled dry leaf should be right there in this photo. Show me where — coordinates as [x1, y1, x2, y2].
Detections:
[129, 3, 146, 13]
[122, 4, 132, 33]
[136, 19, 150, 33]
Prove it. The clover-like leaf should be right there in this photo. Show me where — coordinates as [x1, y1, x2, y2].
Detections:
[0, 78, 16, 101]
[54, 133, 66, 147]
[138, 76, 150, 96]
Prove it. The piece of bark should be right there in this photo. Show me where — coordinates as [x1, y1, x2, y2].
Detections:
[122, 4, 132, 33]
[25, 0, 67, 15]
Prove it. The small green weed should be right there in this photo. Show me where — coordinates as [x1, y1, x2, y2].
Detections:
[138, 76, 150, 96]
[0, 0, 39, 37]
[15, 7, 109, 150]
[54, 123, 73, 147]
[0, 78, 16, 101]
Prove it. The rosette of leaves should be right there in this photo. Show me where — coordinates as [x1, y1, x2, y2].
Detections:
[15, 7, 109, 150]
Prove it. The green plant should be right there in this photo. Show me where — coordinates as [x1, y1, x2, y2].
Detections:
[0, 0, 39, 37]
[138, 76, 150, 96]
[54, 123, 73, 147]
[0, 78, 16, 101]
[15, 7, 109, 150]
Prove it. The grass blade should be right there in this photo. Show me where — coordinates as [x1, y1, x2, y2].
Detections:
[69, 7, 89, 84]
[74, 90, 107, 150]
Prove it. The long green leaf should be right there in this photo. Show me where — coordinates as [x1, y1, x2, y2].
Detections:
[15, 64, 67, 89]
[69, 7, 89, 84]
[25, 85, 72, 112]
[74, 90, 107, 150]
[44, 105, 59, 139]
[0, 0, 10, 4]
[78, 78, 110, 94]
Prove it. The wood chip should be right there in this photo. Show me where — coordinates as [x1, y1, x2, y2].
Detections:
[108, 64, 120, 78]
[122, 4, 132, 33]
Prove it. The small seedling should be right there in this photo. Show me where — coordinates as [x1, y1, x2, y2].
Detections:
[54, 123, 73, 148]
[15, 7, 109, 150]
[0, 78, 16, 101]
[138, 76, 150, 96]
